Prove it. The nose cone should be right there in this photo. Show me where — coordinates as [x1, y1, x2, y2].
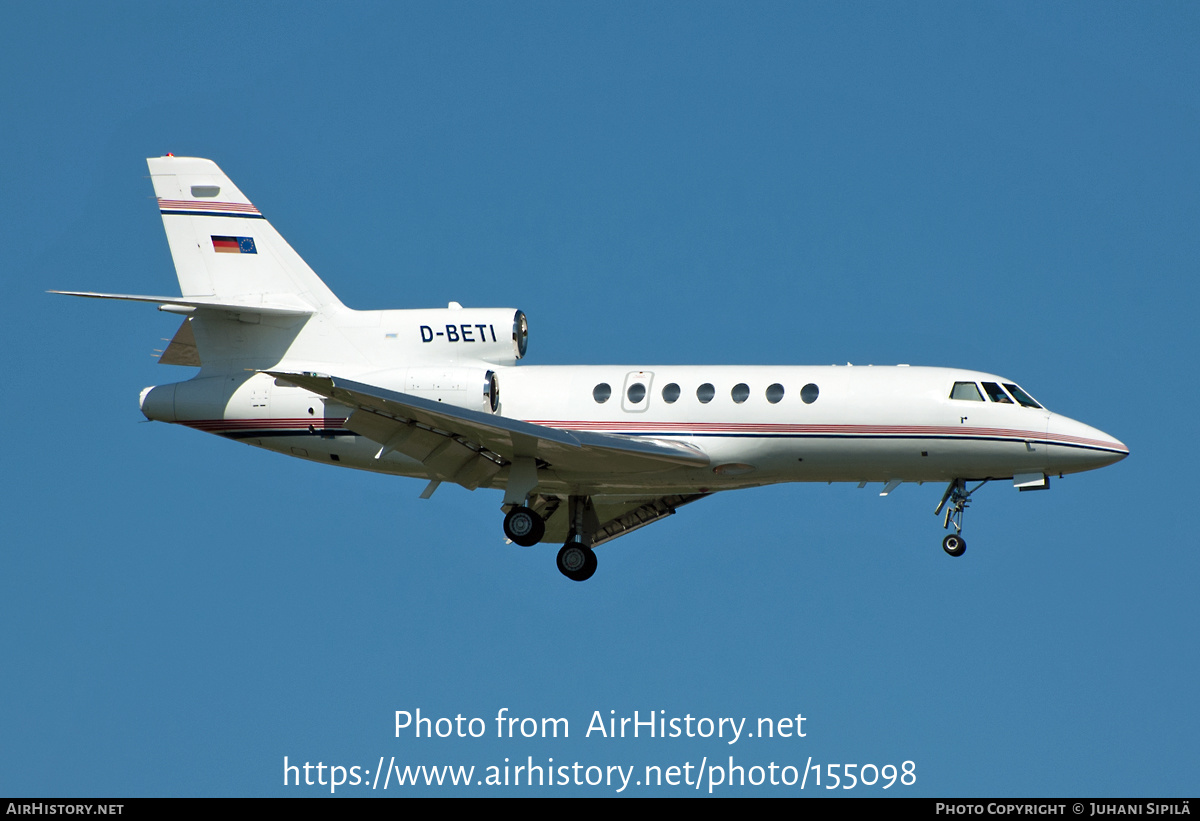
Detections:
[1046, 413, 1128, 474]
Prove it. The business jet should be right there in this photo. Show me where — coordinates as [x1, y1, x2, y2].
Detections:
[54, 156, 1128, 581]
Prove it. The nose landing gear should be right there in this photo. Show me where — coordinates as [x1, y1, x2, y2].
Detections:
[935, 479, 988, 557]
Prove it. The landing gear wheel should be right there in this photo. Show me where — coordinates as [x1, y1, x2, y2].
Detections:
[942, 533, 966, 557]
[557, 543, 597, 582]
[503, 506, 544, 547]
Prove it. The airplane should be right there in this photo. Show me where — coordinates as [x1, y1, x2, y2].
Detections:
[54, 156, 1129, 581]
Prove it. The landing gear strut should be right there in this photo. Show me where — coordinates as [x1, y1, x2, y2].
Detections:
[503, 494, 600, 580]
[556, 494, 599, 581]
[934, 479, 987, 557]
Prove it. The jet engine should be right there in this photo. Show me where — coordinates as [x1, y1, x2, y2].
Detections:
[390, 307, 527, 366]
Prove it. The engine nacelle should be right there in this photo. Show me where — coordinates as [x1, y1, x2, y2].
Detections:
[139, 377, 231, 423]
[376, 307, 528, 366]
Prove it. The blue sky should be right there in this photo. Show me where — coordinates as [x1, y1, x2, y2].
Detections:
[2, 2, 1195, 796]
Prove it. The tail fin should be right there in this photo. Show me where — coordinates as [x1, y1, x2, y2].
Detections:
[148, 155, 344, 312]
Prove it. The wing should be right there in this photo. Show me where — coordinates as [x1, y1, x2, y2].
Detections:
[267, 371, 710, 491]
[271, 371, 713, 547]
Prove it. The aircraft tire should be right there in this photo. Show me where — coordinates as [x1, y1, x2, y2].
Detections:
[557, 543, 597, 582]
[942, 534, 966, 557]
[504, 506, 544, 547]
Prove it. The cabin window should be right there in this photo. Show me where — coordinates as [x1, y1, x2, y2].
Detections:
[981, 382, 1014, 404]
[697, 383, 715, 404]
[593, 383, 611, 403]
[731, 383, 750, 403]
[1004, 383, 1043, 409]
[766, 383, 785, 404]
[950, 382, 984, 401]
[801, 383, 819, 404]
[662, 383, 680, 403]
[627, 383, 646, 404]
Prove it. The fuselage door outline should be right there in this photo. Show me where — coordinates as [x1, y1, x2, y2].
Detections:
[621, 371, 653, 413]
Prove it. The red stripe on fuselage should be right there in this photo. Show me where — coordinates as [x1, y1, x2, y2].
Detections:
[176, 417, 1125, 455]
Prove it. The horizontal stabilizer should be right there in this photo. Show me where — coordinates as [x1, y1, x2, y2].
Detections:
[49, 290, 315, 317]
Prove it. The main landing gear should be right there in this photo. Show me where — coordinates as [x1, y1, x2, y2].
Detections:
[502, 496, 599, 581]
[556, 542, 597, 582]
[503, 505, 544, 547]
[934, 479, 988, 557]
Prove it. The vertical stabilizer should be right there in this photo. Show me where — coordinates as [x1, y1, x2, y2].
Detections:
[147, 156, 344, 312]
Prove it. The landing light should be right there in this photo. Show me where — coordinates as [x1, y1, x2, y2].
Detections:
[713, 463, 755, 476]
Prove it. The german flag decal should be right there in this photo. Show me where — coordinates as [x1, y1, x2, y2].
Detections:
[211, 236, 257, 254]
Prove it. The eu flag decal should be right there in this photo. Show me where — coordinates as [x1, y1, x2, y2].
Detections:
[211, 235, 257, 254]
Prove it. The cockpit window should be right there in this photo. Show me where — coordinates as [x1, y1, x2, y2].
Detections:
[1003, 383, 1043, 409]
[950, 382, 984, 401]
[981, 382, 1014, 404]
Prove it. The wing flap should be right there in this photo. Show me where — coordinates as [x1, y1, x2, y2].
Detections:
[590, 493, 711, 547]
[344, 409, 503, 490]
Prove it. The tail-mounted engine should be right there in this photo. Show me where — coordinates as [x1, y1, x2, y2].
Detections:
[393, 307, 527, 366]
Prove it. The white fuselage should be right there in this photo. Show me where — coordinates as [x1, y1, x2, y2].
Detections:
[144, 357, 1126, 498]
